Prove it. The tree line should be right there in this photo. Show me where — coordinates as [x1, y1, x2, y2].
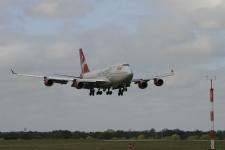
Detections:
[1, 129, 225, 140]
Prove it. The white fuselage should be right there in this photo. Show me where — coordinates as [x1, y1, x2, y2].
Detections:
[82, 64, 133, 88]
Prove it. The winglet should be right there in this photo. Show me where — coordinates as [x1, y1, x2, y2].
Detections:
[11, 69, 17, 75]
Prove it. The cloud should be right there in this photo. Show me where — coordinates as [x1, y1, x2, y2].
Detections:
[193, 6, 225, 30]
[1, 0, 225, 131]
[154, 0, 224, 12]
[26, 0, 94, 19]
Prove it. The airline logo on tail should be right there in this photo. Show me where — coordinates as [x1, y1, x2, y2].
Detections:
[79, 48, 90, 75]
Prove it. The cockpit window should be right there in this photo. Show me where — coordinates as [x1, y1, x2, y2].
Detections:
[122, 64, 129, 66]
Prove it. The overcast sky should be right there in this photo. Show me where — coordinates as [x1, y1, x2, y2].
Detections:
[1, 0, 225, 132]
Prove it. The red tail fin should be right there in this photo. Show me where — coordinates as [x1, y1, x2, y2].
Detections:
[79, 48, 90, 74]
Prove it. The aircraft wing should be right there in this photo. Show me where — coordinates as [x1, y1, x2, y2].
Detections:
[11, 69, 109, 86]
[11, 69, 74, 85]
[53, 74, 80, 78]
[132, 69, 174, 83]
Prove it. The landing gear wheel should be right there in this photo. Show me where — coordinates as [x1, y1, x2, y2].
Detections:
[118, 89, 124, 96]
[106, 88, 112, 95]
[89, 89, 95, 96]
[96, 89, 103, 95]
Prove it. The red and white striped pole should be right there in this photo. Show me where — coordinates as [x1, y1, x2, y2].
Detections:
[209, 79, 216, 150]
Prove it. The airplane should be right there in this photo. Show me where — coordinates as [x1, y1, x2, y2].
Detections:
[11, 48, 174, 96]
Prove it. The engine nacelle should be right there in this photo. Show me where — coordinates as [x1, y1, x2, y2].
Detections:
[44, 79, 54, 87]
[71, 80, 84, 89]
[154, 78, 164, 86]
[138, 81, 148, 89]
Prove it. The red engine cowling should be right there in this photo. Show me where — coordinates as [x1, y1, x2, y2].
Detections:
[154, 78, 164, 86]
[138, 81, 148, 89]
[44, 79, 54, 86]
[72, 80, 84, 89]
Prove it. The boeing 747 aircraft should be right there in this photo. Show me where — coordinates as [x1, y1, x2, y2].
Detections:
[11, 48, 174, 96]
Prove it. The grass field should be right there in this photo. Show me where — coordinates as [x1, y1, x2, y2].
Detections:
[0, 139, 224, 150]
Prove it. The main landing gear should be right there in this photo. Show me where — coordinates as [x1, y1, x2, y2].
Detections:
[89, 88, 95, 96]
[89, 88, 106, 96]
[118, 87, 127, 96]
[96, 89, 103, 95]
[118, 89, 123, 96]
[106, 89, 112, 95]
[89, 87, 127, 96]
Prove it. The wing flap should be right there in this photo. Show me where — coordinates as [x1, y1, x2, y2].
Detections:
[77, 78, 108, 83]
[53, 74, 80, 78]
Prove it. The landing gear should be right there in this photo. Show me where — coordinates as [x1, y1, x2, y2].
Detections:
[118, 88, 124, 96]
[118, 87, 128, 96]
[89, 88, 95, 96]
[96, 89, 103, 95]
[106, 91, 112, 95]
[106, 88, 112, 95]
[89, 87, 127, 96]
[89, 88, 112, 96]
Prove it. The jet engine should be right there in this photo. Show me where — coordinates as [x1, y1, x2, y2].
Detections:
[138, 81, 148, 89]
[72, 80, 84, 89]
[44, 79, 54, 86]
[154, 78, 164, 86]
